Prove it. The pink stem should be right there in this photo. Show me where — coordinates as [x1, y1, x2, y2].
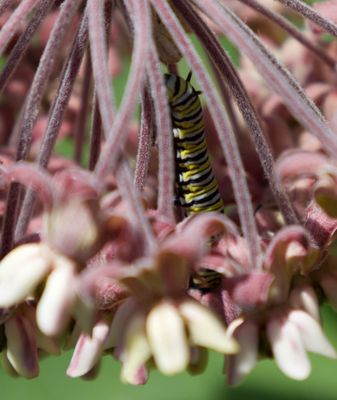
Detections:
[74, 50, 92, 164]
[146, 41, 175, 223]
[211, 64, 242, 139]
[0, 0, 55, 94]
[88, 97, 102, 171]
[172, 0, 298, 226]
[89, 0, 155, 251]
[116, 161, 157, 254]
[275, 0, 337, 38]
[93, 0, 151, 185]
[4, 0, 81, 247]
[2, 162, 54, 210]
[88, 0, 116, 134]
[134, 84, 153, 192]
[88, 0, 113, 171]
[14, 13, 88, 241]
[0, 0, 14, 15]
[193, 0, 337, 158]
[15, 0, 82, 163]
[239, 0, 336, 69]
[0, 0, 39, 54]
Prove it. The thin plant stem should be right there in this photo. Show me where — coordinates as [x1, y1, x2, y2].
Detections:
[0, 0, 14, 16]
[74, 50, 92, 164]
[0, 0, 55, 95]
[88, 97, 102, 171]
[3, 162, 54, 210]
[239, 0, 336, 70]
[211, 62, 242, 142]
[88, 0, 113, 171]
[88, 0, 116, 135]
[193, 0, 337, 158]
[89, 0, 156, 251]
[15, 0, 81, 163]
[0, 0, 39, 55]
[1, 0, 81, 251]
[93, 0, 151, 185]
[173, 0, 299, 226]
[116, 161, 157, 255]
[0, 183, 20, 257]
[146, 41, 175, 223]
[274, 0, 337, 39]
[151, 0, 261, 268]
[14, 13, 88, 241]
[134, 84, 153, 192]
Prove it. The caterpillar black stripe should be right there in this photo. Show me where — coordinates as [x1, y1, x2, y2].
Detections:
[164, 72, 224, 292]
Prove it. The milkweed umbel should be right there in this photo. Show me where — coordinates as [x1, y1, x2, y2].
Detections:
[164, 72, 224, 291]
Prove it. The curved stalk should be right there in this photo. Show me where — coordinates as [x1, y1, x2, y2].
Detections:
[0, 0, 39, 55]
[146, 41, 175, 223]
[193, 0, 337, 158]
[134, 84, 153, 192]
[151, 0, 261, 269]
[172, 0, 298, 226]
[0, 0, 55, 95]
[274, 0, 337, 39]
[93, 0, 151, 184]
[14, 13, 88, 241]
[239, 0, 336, 70]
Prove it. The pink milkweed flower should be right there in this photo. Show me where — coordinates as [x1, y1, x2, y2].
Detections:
[266, 307, 336, 380]
[305, 202, 337, 313]
[313, 165, 337, 218]
[0, 165, 116, 339]
[223, 225, 336, 385]
[275, 150, 333, 217]
[67, 213, 240, 384]
[226, 294, 336, 385]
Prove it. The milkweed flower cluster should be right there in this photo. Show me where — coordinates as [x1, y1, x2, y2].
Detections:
[1, 0, 337, 388]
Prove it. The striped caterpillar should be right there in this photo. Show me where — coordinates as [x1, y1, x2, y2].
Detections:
[165, 72, 224, 291]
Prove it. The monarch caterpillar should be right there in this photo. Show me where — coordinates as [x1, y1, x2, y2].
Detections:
[164, 72, 224, 291]
[164, 72, 225, 216]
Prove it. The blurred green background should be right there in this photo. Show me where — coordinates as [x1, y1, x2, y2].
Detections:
[1, 306, 337, 400]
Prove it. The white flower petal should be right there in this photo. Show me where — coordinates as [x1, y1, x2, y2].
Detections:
[289, 285, 320, 322]
[67, 318, 110, 377]
[146, 301, 189, 375]
[226, 319, 258, 386]
[226, 317, 244, 337]
[36, 257, 76, 336]
[0, 244, 52, 307]
[288, 310, 337, 358]
[121, 313, 151, 385]
[267, 315, 310, 380]
[179, 300, 239, 354]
